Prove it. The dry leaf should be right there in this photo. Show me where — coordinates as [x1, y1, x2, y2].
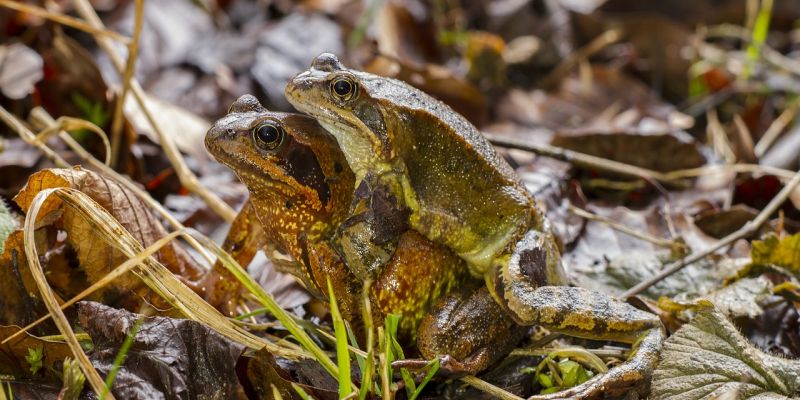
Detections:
[13, 167, 204, 309]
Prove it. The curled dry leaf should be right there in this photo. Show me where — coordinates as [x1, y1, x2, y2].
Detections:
[78, 301, 244, 400]
[12, 167, 204, 310]
[651, 302, 800, 400]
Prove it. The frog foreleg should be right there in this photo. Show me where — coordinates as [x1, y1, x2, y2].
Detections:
[333, 175, 409, 280]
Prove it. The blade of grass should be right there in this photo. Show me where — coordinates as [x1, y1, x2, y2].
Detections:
[409, 359, 439, 400]
[292, 383, 314, 400]
[359, 280, 376, 400]
[0, 0, 129, 43]
[460, 376, 524, 400]
[2, 230, 184, 344]
[36, 187, 304, 358]
[385, 314, 416, 397]
[23, 189, 113, 398]
[27, 107, 215, 265]
[189, 232, 339, 377]
[109, 0, 143, 168]
[327, 278, 353, 399]
[744, 0, 774, 79]
[100, 318, 142, 400]
[378, 327, 391, 400]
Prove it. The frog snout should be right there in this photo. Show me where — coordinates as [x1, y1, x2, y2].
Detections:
[204, 125, 233, 152]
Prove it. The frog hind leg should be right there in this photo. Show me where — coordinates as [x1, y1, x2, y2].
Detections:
[493, 230, 664, 398]
[529, 327, 664, 399]
[415, 284, 527, 376]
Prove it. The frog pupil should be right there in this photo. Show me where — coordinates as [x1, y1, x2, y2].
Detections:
[254, 123, 282, 149]
[333, 79, 352, 96]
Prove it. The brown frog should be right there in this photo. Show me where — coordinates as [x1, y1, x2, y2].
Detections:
[285, 54, 665, 399]
[200, 95, 520, 361]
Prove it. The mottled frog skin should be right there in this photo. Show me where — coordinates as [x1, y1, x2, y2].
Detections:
[201, 96, 520, 360]
[285, 54, 665, 399]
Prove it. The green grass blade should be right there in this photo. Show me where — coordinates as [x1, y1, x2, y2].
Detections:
[100, 318, 142, 400]
[410, 358, 440, 400]
[328, 278, 352, 399]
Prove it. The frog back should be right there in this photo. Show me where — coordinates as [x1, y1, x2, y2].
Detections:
[359, 73, 537, 266]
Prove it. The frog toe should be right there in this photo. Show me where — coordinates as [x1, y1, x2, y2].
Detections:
[529, 327, 664, 400]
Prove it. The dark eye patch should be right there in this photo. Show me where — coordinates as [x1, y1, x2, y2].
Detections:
[276, 140, 331, 205]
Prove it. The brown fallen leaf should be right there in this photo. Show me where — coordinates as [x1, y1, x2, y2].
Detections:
[0, 230, 53, 328]
[12, 167, 205, 310]
[78, 301, 245, 400]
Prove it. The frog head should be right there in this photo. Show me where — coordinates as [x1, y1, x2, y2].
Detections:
[205, 95, 354, 241]
[285, 53, 391, 184]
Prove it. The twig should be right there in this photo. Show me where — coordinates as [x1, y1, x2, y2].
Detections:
[459, 376, 524, 400]
[484, 133, 669, 192]
[622, 167, 800, 297]
[0, 106, 70, 168]
[754, 101, 797, 157]
[0, 0, 130, 43]
[539, 29, 623, 89]
[70, 0, 236, 223]
[568, 205, 677, 249]
[732, 114, 756, 162]
[109, 0, 143, 168]
[487, 132, 799, 184]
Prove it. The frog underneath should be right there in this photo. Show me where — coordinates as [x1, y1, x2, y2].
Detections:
[286, 54, 665, 399]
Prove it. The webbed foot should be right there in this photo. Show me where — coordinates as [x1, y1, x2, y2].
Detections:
[528, 327, 664, 399]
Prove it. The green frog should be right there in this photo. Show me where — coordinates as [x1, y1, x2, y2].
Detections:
[285, 54, 665, 399]
[200, 95, 522, 365]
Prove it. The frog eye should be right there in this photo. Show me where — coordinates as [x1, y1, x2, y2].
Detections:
[252, 121, 285, 151]
[330, 76, 357, 102]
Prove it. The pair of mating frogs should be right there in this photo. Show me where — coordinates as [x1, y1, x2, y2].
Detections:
[201, 53, 664, 399]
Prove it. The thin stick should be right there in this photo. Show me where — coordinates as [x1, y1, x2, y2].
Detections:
[539, 29, 623, 89]
[484, 133, 669, 192]
[0, 106, 70, 168]
[459, 376, 524, 400]
[622, 168, 800, 297]
[0, 0, 129, 43]
[109, 0, 143, 168]
[568, 205, 676, 248]
[71, 0, 236, 223]
[754, 102, 797, 157]
[488, 132, 798, 184]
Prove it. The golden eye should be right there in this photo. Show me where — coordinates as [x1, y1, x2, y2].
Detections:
[330, 77, 357, 101]
[252, 121, 284, 151]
